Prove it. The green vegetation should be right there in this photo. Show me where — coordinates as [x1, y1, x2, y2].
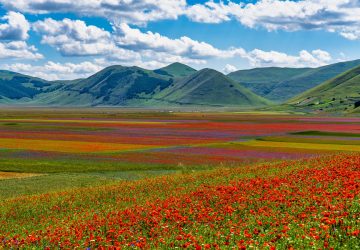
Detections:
[228, 59, 360, 102]
[155, 62, 197, 78]
[0, 171, 174, 200]
[0, 155, 211, 173]
[288, 65, 360, 112]
[227, 67, 310, 97]
[267, 59, 360, 102]
[0, 70, 63, 100]
[291, 130, 360, 137]
[34, 65, 175, 106]
[1, 60, 360, 112]
[151, 68, 271, 106]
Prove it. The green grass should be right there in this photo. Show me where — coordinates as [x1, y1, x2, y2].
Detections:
[0, 170, 176, 200]
[291, 131, 360, 137]
[0, 156, 212, 173]
[152, 69, 271, 107]
[156, 62, 197, 78]
[227, 67, 311, 98]
[288, 64, 360, 112]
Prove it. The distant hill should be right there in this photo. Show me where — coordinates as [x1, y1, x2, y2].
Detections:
[2, 60, 360, 110]
[36, 65, 174, 106]
[288, 65, 360, 113]
[228, 60, 360, 102]
[228, 67, 310, 97]
[0, 71, 63, 103]
[148, 69, 270, 107]
[154, 62, 197, 78]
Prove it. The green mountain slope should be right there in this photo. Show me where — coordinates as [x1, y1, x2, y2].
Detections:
[37, 65, 174, 106]
[288, 65, 360, 113]
[265, 60, 360, 102]
[150, 69, 270, 107]
[228, 60, 360, 102]
[228, 67, 310, 97]
[154, 62, 197, 78]
[0, 71, 63, 103]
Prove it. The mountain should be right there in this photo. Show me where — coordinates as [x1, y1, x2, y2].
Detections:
[287, 65, 360, 113]
[266, 60, 360, 102]
[228, 60, 360, 102]
[227, 67, 311, 97]
[0, 71, 63, 103]
[2, 60, 360, 110]
[35, 65, 174, 106]
[147, 69, 270, 107]
[154, 62, 197, 78]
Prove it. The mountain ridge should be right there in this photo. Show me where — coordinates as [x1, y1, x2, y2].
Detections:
[0, 60, 360, 111]
[287, 65, 360, 113]
[228, 59, 360, 102]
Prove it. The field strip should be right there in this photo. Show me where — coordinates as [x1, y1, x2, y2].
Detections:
[0, 118, 170, 125]
[0, 138, 154, 153]
[239, 140, 360, 151]
[0, 172, 44, 180]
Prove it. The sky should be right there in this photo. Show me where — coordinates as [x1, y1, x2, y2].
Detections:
[0, 0, 360, 80]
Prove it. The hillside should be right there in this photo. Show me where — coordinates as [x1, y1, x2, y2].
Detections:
[1, 60, 360, 109]
[288, 65, 360, 112]
[35, 65, 174, 106]
[228, 60, 360, 102]
[149, 68, 270, 106]
[265, 60, 360, 102]
[154, 62, 197, 78]
[0, 71, 63, 103]
[228, 67, 310, 97]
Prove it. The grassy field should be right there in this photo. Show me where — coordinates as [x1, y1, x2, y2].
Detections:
[0, 109, 359, 248]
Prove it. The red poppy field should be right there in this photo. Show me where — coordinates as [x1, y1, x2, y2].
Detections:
[0, 109, 359, 249]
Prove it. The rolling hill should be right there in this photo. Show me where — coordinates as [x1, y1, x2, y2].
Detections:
[227, 67, 311, 97]
[35, 65, 174, 106]
[288, 65, 360, 113]
[1, 60, 360, 110]
[0, 71, 63, 103]
[147, 68, 270, 107]
[154, 62, 197, 78]
[228, 60, 360, 102]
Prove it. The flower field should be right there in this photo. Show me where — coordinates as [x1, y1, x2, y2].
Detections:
[0, 110, 359, 249]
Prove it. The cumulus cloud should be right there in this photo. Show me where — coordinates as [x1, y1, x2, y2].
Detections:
[33, 18, 112, 56]
[0, 41, 43, 59]
[114, 23, 246, 59]
[0, 11, 30, 40]
[223, 64, 238, 74]
[185, 0, 360, 40]
[33, 18, 142, 63]
[186, 1, 235, 24]
[2, 61, 103, 80]
[245, 49, 332, 68]
[4, 0, 360, 40]
[0, 0, 187, 24]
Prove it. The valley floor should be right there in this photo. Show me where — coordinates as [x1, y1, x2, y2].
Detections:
[0, 109, 359, 248]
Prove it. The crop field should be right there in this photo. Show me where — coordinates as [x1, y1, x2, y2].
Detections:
[0, 109, 359, 249]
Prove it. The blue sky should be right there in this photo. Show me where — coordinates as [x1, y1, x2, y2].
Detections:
[0, 0, 359, 80]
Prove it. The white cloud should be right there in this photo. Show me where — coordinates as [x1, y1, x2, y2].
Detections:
[33, 18, 112, 56]
[33, 18, 142, 63]
[1, 45, 334, 81]
[3, 0, 360, 40]
[186, 1, 235, 24]
[0, 41, 43, 59]
[0, 0, 187, 24]
[0, 11, 30, 40]
[191, 0, 360, 40]
[245, 49, 332, 68]
[223, 64, 238, 74]
[3, 61, 103, 80]
[114, 23, 246, 59]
